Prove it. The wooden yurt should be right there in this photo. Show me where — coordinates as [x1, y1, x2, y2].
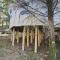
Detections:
[8, 3, 60, 53]
[8, 3, 46, 53]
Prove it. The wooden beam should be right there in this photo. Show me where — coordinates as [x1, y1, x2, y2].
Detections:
[27, 27, 30, 47]
[11, 30, 12, 42]
[22, 26, 26, 51]
[38, 28, 40, 47]
[38, 30, 44, 47]
[59, 32, 60, 40]
[12, 28, 15, 46]
[34, 26, 38, 53]
[30, 29, 33, 44]
[16, 31, 19, 44]
[57, 32, 60, 40]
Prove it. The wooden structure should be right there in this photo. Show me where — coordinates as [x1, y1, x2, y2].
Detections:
[55, 23, 60, 41]
[8, 3, 60, 53]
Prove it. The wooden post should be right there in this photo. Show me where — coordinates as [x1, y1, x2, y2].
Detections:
[16, 31, 19, 44]
[30, 29, 33, 44]
[38, 30, 44, 47]
[38, 28, 40, 47]
[34, 26, 38, 53]
[27, 27, 29, 47]
[22, 26, 26, 51]
[58, 32, 60, 40]
[12, 28, 15, 46]
[11, 30, 12, 42]
[59, 32, 60, 40]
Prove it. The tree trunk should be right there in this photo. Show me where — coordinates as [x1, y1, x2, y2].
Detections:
[48, 0, 56, 60]
[48, 17, 56, 60]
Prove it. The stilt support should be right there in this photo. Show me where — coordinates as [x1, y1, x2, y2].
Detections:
[27, 27, 29, 47]
[22, 26, 26, 51]
[30, 29, 33, 44]
[12, 28, 15, 46]
[11, 30, 12, 42]
[34, 26, 38, 53]
[38, 28, 40, 47]
[16, 31, 19, 44]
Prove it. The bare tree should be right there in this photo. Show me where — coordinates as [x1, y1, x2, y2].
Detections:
[39, 0, 59, 60]
[46, 0, 57, 60]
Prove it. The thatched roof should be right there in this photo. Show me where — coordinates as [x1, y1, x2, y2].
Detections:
[20, 15, 45, 26]
[8, 3, 60, 29]
[9, 13, 60, 29]
[9, 14, 45, 28]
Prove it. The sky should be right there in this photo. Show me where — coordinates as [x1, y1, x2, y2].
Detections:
[54, 2, 60, 23]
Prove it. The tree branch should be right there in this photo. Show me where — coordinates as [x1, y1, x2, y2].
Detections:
[55, 23, 60, 26]
[39, 0, 47, 4]
[53, 0, 58, 11]
[54, 11, 60, 15]
[21, 6, 46, 24]
[16, 0, 47, 17]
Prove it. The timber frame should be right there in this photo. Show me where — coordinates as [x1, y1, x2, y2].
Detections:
[11, 26, 44, 53]
[10, 26, 60, 53]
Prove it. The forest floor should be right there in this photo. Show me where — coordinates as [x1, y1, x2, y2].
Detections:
[0, 35, 60, 60]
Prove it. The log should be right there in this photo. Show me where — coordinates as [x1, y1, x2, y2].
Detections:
[38, 28, 40, 47]
[30, 29, 33, 44]
[16, 31, 19, 44]
[34, 26, 38, 53]
[38, 30, 44, 47]
[11, 30, 12, 42]
[27, 27, 29, 47]
[22, 26, 26, 51]
[12, 28, 15, 46]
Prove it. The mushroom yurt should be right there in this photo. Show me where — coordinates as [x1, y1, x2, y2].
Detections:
[8, 3, 46, 53]
[8, 3, 60, 53]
